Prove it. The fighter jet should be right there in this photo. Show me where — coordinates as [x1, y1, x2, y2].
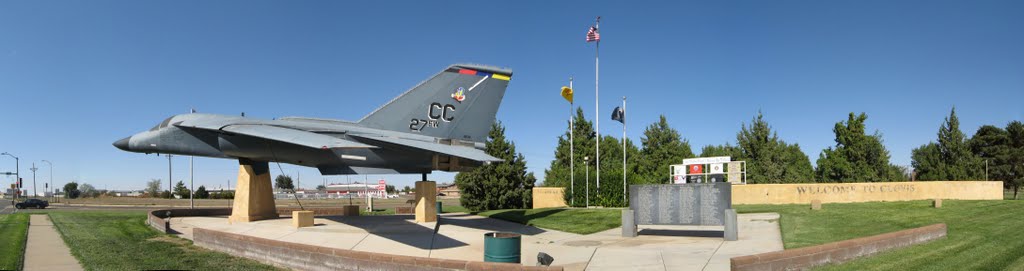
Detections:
[114, 64, 512, 174]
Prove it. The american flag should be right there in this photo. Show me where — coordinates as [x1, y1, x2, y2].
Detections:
[586, 26, 600, 42]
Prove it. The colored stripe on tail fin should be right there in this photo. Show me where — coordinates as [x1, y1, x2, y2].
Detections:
[358, 64, 512, 143]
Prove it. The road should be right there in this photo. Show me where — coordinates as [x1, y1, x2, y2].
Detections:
[0, 199, 13, 214]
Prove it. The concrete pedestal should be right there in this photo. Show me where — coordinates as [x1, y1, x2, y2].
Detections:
[292, 211, 314, 228]
[228, 159, 279, 223]
[724, 209, 738, 241]
[621, 210, 637, 237]
[415, 181, 437, 223]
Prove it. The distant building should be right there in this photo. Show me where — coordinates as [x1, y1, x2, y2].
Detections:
[437, 183, 460, 198]
[110, 190, 143, 197]
[324, 182, 386, 198]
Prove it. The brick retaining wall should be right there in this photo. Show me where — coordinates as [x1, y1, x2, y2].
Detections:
[193, 227, 562, 271]
[147, 208, 349, 233]
[731, 223, 947, 271]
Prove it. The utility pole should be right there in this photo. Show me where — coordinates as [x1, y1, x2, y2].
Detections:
[30, 163, 37, 198]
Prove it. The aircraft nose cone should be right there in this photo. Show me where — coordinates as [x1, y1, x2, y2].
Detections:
[113, 137, 131, 151]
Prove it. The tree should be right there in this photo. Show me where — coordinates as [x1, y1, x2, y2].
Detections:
[79, 183, 97, 198]
[1005, 121, 1024, 199]
[385, 185, 396, 194]
[733, 112, 815, 183]
[173, 181, 190, 199]
[63, 182, 80, 199]
[194, 185, 210, 199]
[275, 175, 295, 190]
[456, 122, 536, 211]
[969, 121, 1024, 199]
[543, 109, 595, 187]
[593, 135, 641, 207]
[316, 185, 327, 192]
[145, 179, 161, 198]
[700, 144, 741, 158]
[912, 108, 984, 181]
[542, 108, 600, 207]
[636, 115, 694, 184]
[816, 112, 902, 182]
[402, 185, 412, 193]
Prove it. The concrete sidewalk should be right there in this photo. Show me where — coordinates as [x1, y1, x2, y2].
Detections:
[174, 212, 783, 270]
[24, 215, 83, 271]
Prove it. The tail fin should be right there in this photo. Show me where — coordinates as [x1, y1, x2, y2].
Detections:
[358, 64, 512, 143]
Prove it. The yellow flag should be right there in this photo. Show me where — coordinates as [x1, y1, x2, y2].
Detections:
[560, 86, 574, 103]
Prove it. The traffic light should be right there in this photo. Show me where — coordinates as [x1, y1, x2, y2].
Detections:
[17, 178, 22, 188]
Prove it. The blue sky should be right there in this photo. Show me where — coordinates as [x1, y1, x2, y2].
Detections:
[1, 1, 1021, 192]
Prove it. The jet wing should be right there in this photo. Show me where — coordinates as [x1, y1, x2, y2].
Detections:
[349, 134, 502, 162]
[177, 122, 373, 149]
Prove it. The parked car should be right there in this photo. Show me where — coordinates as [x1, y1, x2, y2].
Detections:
[15, 199, 48, 209]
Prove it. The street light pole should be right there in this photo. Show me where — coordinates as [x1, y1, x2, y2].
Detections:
[2, 152, 19, 201]
[584, 156, 590, 208]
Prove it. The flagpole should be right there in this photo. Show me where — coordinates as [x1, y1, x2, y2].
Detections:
[622, 96, 626, 202]
[594, 16, 601, 195]
[569, 77, 575, 206]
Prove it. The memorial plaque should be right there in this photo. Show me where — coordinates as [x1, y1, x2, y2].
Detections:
[629, 183, 732, 226]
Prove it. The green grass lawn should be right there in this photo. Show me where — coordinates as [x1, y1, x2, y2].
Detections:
[47, 211, 280, 271]
[0, 213, 29, 270]
[736, 200, 1024, 270]
[441, 203, 469, 214]
[477, 208, 621, 234]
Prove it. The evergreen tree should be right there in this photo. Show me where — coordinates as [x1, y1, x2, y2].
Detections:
[173, 181, 190, 198]
[594, 135, 641, 207]
[636, 115, 694, 184]
[699, 144, 741, 158]
[816, 112, 902, 182]
[736, 112, 815, 183]
[1006, 121, 1024, 199]
[912, 108, 984, 180]
[456, 122, 536, 211]
[543, 108, 596, 207]
[194, 185, 209, 199]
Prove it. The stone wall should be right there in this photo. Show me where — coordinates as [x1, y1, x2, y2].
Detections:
[193, 227, 562, 271]
[532, 187, 567, 209]
[731, 223, 947, 271]
[732, 181, 1001, 205]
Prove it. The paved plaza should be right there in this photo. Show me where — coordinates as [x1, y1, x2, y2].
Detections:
[172, 211, 783, 270]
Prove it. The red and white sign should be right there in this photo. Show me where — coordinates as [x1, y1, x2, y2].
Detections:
[689, 164, 703, 174]
[377, 180, 386, 191]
